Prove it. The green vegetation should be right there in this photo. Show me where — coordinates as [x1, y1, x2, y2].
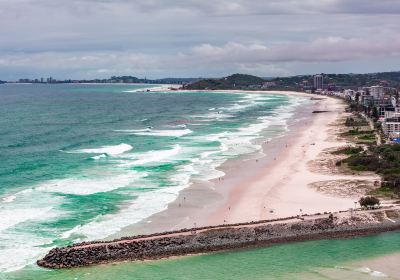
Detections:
[182, 71, 400, 91]
[335, 111, 398, 196]
[332, 146, 363, 155]
[341, 129, 374, 137]
[370, 186, 397, 197]
[105, 76, 198, 84]
[342, 144, 400, 196]
[345, 116, 368, 127]
[59, 76, 198, 85]
[267, 71, 400, 91]
[359, 196, 380, 209]
[340, 129, 376, 144]
[184, 74, 265, 90]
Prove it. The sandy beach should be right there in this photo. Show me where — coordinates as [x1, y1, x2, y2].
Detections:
[207, 93, 379, 224]
[111, 91, 380, 239]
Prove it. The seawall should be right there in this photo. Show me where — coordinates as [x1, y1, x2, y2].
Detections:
[37, 208, 400, 269]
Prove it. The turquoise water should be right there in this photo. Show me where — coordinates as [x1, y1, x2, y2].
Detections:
[6, 231, 400, 280]
[0, 84, 306, 274]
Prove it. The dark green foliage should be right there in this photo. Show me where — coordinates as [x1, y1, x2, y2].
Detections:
[359, 196, 380, 208]
[344, 145, 400, 172]
[358, 134, 375, 141]
[344, 154, 379, 171]
[332, 147, 363, 155]
[381, 174, 400, 194]
[185, 74, 265, 90]
[341, 129, 374, 137]
[372, 107, 379, 120]
[343, 144, 400, 195]
[183, 71, 400, 91]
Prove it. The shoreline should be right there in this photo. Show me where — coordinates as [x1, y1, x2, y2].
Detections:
[208, 94, 369, 224]
[108, 90, 315, 238]
[35, 89, 400, 271]
[110, 90, 379, 239]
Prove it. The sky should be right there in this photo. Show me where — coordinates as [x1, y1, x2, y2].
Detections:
[1, 0, 400, 80]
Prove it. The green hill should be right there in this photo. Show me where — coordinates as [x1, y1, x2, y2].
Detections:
[184, 71, 400, 91]
[184, 74, 265, 90]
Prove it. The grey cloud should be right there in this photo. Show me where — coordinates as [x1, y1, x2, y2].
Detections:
[0, 0, 399, 78]
[2, 35, 400, 78]
[191, 36, 400, 63]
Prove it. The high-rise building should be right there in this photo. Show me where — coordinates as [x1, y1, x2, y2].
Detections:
[369, 86, 385, 99]
[313, 74, 324, 90]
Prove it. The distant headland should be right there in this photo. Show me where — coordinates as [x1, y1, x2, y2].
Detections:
[2, 71, 400, 92]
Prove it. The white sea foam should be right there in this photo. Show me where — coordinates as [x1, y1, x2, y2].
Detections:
[90, 153, 107, 160]
[193, 112, 234, 121]
[0, 194, 62, 272]
[0, 207, 53, 232]
[218, 101, 259, 113]
[37, 171, 145, 195]
[191, 96, 307, 164]
[370, 271, 388, 277]
[356, 266, 372, 273]
[61, 175, 191, 241]
[122, 128, 192, 137]
[114, 128, 150, 133]
[0, 231, 53, 273]
[2, 195, 16, 203]
[120, 145, 182, 167]
[187, 157, 225, 181]
[70, 143, 133, 155]
[354, 267, 388, 277]
[0, 92, 308, 273]
[175, 124, 187, 129]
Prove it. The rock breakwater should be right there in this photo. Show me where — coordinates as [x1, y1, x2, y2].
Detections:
[37, 208, 400, 269]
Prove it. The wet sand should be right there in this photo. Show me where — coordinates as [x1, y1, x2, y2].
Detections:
[110, 92, 379, 239]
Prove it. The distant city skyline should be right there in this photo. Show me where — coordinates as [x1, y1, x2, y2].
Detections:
[1, 0, 400, 80]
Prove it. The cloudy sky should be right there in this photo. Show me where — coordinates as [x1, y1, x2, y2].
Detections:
[1, 0, 400, 80]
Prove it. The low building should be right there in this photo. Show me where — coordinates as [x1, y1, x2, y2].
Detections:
[361, 95, 374, 107]
[343, 89, 358, 101]
[385, 107, 400, 119]
[261, 81, 277, 89]
[383, 116, 400, 139]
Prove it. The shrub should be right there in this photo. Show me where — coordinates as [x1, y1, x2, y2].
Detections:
[359, 196, 380, 208]
[381, 174, 400, 194]
[332, 147, 363, 155]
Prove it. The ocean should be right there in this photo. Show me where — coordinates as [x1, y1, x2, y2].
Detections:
[1, 84, 399, 279]
[0, 84, 302, 273]
[7, 231, 400, 280]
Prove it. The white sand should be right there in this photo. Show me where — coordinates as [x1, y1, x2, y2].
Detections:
[114, 91, 379, 237]
[207, 94, 379, 224]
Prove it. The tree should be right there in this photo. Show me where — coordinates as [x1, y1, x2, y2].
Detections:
[372, 107, 379, 120]
[359, 196, 380, 209]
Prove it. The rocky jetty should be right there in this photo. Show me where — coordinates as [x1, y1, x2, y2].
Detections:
[37, 208, 400, 269]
